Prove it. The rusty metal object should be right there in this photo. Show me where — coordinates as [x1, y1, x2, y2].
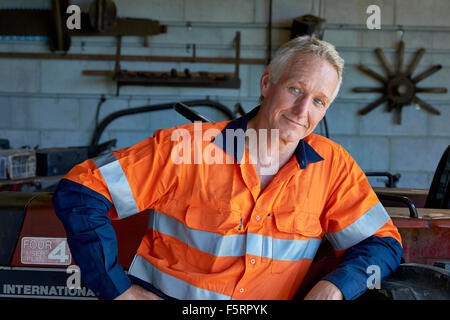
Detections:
[82, 31, 242, 94]
[89, 0, 117, 32]
[234, 32, 241, 79]
[114, 70, 240, 89]
[83, 70, 236, 78]
[290, 14, 326, 39]
[0, 4, 166, 51]
[51, 0, 70, 52]
[387, 206, 450, 265]
[353, 41, 447, 124]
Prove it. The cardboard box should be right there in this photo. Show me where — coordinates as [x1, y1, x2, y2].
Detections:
[0, 149, 36, 180]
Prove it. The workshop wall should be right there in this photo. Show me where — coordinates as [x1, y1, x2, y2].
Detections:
[0, 0, 449, 189]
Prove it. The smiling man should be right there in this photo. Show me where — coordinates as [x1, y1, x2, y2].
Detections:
[53, 36, 403, 301]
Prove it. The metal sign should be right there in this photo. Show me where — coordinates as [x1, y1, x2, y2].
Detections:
[21, 237, 72, 266]
[0, 267, 96, 300]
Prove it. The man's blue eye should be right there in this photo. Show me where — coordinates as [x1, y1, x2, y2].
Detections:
[314, 98, 324, 106]
[289, 87, 300, 93]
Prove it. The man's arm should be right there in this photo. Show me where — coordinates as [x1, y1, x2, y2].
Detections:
[310, 144, 403, 300]
[53, 179, 132, 299]
[115, 285, 163, 300]
[319, 235, 402, 300]
[53, 133, 175, 299]
[54, 179, 164, 300]
[303, 280, 343, 300]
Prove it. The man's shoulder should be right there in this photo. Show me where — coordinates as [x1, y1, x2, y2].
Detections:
[305, 133, 347, 158]
[153, 120, 231, 143]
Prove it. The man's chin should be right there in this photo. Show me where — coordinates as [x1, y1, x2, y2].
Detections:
[279, 130, 309, 144]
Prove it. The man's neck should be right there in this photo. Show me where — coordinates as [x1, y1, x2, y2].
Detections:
[245, 117, 298, 178]
[246, 116, 298, 165]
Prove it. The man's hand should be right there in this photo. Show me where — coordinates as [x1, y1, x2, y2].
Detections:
[114, 284, 164, 300]
[303, 280, 344, 300]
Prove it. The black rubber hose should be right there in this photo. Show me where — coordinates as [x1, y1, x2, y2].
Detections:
[90, 100, 235, 149]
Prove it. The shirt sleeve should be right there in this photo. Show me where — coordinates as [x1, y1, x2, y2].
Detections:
[52, 131, 176, 300]
[320, 144, 403, 300]
[321, 235, 403, 300]
[52, 178, 132, 300]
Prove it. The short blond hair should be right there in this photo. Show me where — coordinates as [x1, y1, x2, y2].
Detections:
[268, 35, 344, 101]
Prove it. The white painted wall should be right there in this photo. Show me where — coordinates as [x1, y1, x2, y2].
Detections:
[0, 0, 449, 188]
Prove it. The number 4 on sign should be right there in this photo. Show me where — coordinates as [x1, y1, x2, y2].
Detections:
[48, 240, 70, 263]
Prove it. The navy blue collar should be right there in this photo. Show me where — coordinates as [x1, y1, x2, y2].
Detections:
[212, 106, 324, 169]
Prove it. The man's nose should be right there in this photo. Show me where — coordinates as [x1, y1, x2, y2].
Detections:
[292, 95, 311, 117]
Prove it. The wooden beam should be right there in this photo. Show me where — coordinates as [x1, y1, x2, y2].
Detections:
[0, 52, 267, 65]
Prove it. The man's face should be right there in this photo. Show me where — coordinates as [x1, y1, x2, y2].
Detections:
[259, 53, 339, 144]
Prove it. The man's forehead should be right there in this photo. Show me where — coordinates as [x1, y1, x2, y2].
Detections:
[278, 54, 338, 91]
[285, 53, 332, 75]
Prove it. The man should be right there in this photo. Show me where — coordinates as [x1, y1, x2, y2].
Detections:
[53, 36, 402, 300]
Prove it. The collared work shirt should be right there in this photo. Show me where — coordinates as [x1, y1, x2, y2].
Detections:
[53, 107, 402, 300]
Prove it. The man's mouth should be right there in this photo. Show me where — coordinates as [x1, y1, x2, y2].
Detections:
[283, 115, 308, 128]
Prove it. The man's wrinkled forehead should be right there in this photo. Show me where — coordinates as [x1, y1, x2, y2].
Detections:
[285, 52, 334, 76]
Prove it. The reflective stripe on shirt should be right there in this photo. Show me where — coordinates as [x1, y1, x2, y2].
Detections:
[92, 153, 139, 219]
[325, 202, 391, 251]
[149, 210, 322, 261]
[128, 255, 233, 300]
[246, 233, 321, 261]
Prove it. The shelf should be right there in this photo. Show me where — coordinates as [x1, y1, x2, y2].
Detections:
[0, 175, 64, 187]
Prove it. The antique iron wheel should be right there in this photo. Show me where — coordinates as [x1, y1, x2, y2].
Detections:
[353, 41, 447, 124]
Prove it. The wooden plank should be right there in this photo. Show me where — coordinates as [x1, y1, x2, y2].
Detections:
[0, 52, 267, 65]
[374, 187, 429, 197]
[386, 207, 450, 219]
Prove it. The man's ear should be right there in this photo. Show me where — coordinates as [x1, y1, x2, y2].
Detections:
[260, 66, 272, 98]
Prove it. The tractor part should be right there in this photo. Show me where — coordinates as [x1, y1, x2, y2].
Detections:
[0, 192, 148, 299]
[358, 263, 450, 300]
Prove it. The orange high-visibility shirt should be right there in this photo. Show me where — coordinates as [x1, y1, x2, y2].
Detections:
[61, 107, 401, 300]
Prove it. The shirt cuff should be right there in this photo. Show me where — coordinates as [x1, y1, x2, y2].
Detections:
[321, 268, 368, 300]
[95, 265, 132, 300]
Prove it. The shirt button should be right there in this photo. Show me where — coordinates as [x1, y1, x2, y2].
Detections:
[239, 288, 245, 293]
[255, 215, 261, 221]
[250, 258, 256, 264]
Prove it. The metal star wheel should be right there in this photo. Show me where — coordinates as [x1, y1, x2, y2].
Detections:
[353, 41, 447, 124]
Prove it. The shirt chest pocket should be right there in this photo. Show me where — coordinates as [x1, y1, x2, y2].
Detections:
[270, 206, 324, 274]
[184, 204, 241, 233]
[273, 206, 324, 238]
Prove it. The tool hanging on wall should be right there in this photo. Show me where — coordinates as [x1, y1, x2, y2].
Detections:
[290, 14, 326, 40]
[83, 32, 242, 95]
[0, 0, 166, 52]
[353, 40, 447, 124]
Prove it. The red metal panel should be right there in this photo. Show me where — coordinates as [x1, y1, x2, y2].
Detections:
[398, 227, 450, 265]
[10, 193, 148, 269]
